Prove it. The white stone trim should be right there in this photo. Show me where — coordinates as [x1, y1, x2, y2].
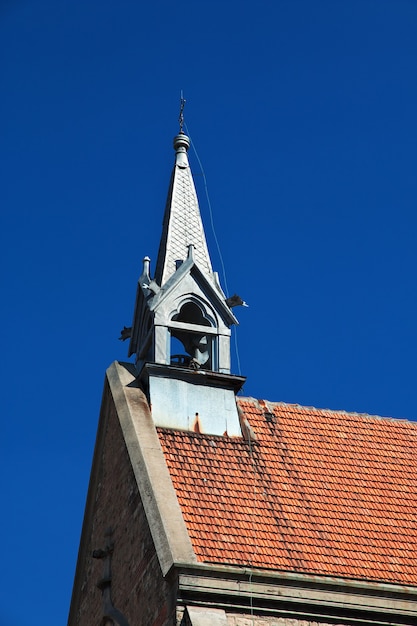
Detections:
[107, 361, 197, 575]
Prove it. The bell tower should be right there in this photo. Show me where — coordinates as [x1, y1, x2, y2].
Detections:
[126, 118, 245, 436]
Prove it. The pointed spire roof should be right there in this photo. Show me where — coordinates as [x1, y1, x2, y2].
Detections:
[154, 132, 213, 287]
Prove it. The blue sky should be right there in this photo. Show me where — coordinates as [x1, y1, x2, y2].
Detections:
[1, 1, 416, 624]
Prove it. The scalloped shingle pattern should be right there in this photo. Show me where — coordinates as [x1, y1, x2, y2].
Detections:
[160, 164, 212, 285]
[157, 398, 417, 585]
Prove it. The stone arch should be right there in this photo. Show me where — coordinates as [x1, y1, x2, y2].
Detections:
[170, 296, 218, 328]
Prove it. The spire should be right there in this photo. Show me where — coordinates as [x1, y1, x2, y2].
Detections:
[128, 106, 244, 389]
[154, 130, 213, 287]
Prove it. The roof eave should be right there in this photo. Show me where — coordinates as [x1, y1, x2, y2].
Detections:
[172, 561, 417, 625]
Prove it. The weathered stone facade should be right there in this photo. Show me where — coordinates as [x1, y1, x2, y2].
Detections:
[179, 607, 348, 626]
[73, 384, 178, 626]
[226, 617, 345, 626]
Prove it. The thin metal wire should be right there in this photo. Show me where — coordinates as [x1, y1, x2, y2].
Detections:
[234, 326, 242, 380]
[184, 115, 251, 618]
[184, 121, 242, 376]
[184, 122, 229, 294]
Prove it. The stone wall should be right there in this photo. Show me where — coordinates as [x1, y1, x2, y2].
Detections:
[178, 608, 346, 626]
[73, 386, 178, 626]
[226, 617, 345, 626]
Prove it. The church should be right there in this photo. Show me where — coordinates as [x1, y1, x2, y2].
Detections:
[68, 118, 417, 626]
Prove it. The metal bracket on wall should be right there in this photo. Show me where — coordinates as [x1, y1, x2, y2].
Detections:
[92, 527, 130, 626]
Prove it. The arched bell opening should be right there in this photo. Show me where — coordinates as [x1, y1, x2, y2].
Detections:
[170, 329, 214, 370]
[172, 301, 214, 327]
[169, 301, 218, 371]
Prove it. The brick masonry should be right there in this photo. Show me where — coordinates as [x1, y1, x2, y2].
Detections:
[70, 371, 409, 626]
[73, 387, 178, 626]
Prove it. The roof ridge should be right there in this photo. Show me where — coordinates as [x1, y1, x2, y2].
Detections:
[237, 396, 416, 425]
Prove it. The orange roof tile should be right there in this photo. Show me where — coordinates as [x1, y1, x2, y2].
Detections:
[157, 398, 417, 585]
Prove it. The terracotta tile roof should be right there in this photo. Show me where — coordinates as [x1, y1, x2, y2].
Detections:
[157, 398, 417, 585]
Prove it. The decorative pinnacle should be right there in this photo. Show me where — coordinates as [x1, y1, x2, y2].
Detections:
[173, 132, 190, 153]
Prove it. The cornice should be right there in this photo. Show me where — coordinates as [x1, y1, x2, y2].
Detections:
[174, 562, 417, 625]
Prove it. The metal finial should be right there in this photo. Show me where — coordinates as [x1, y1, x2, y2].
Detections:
[179, 91, 186, 133]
